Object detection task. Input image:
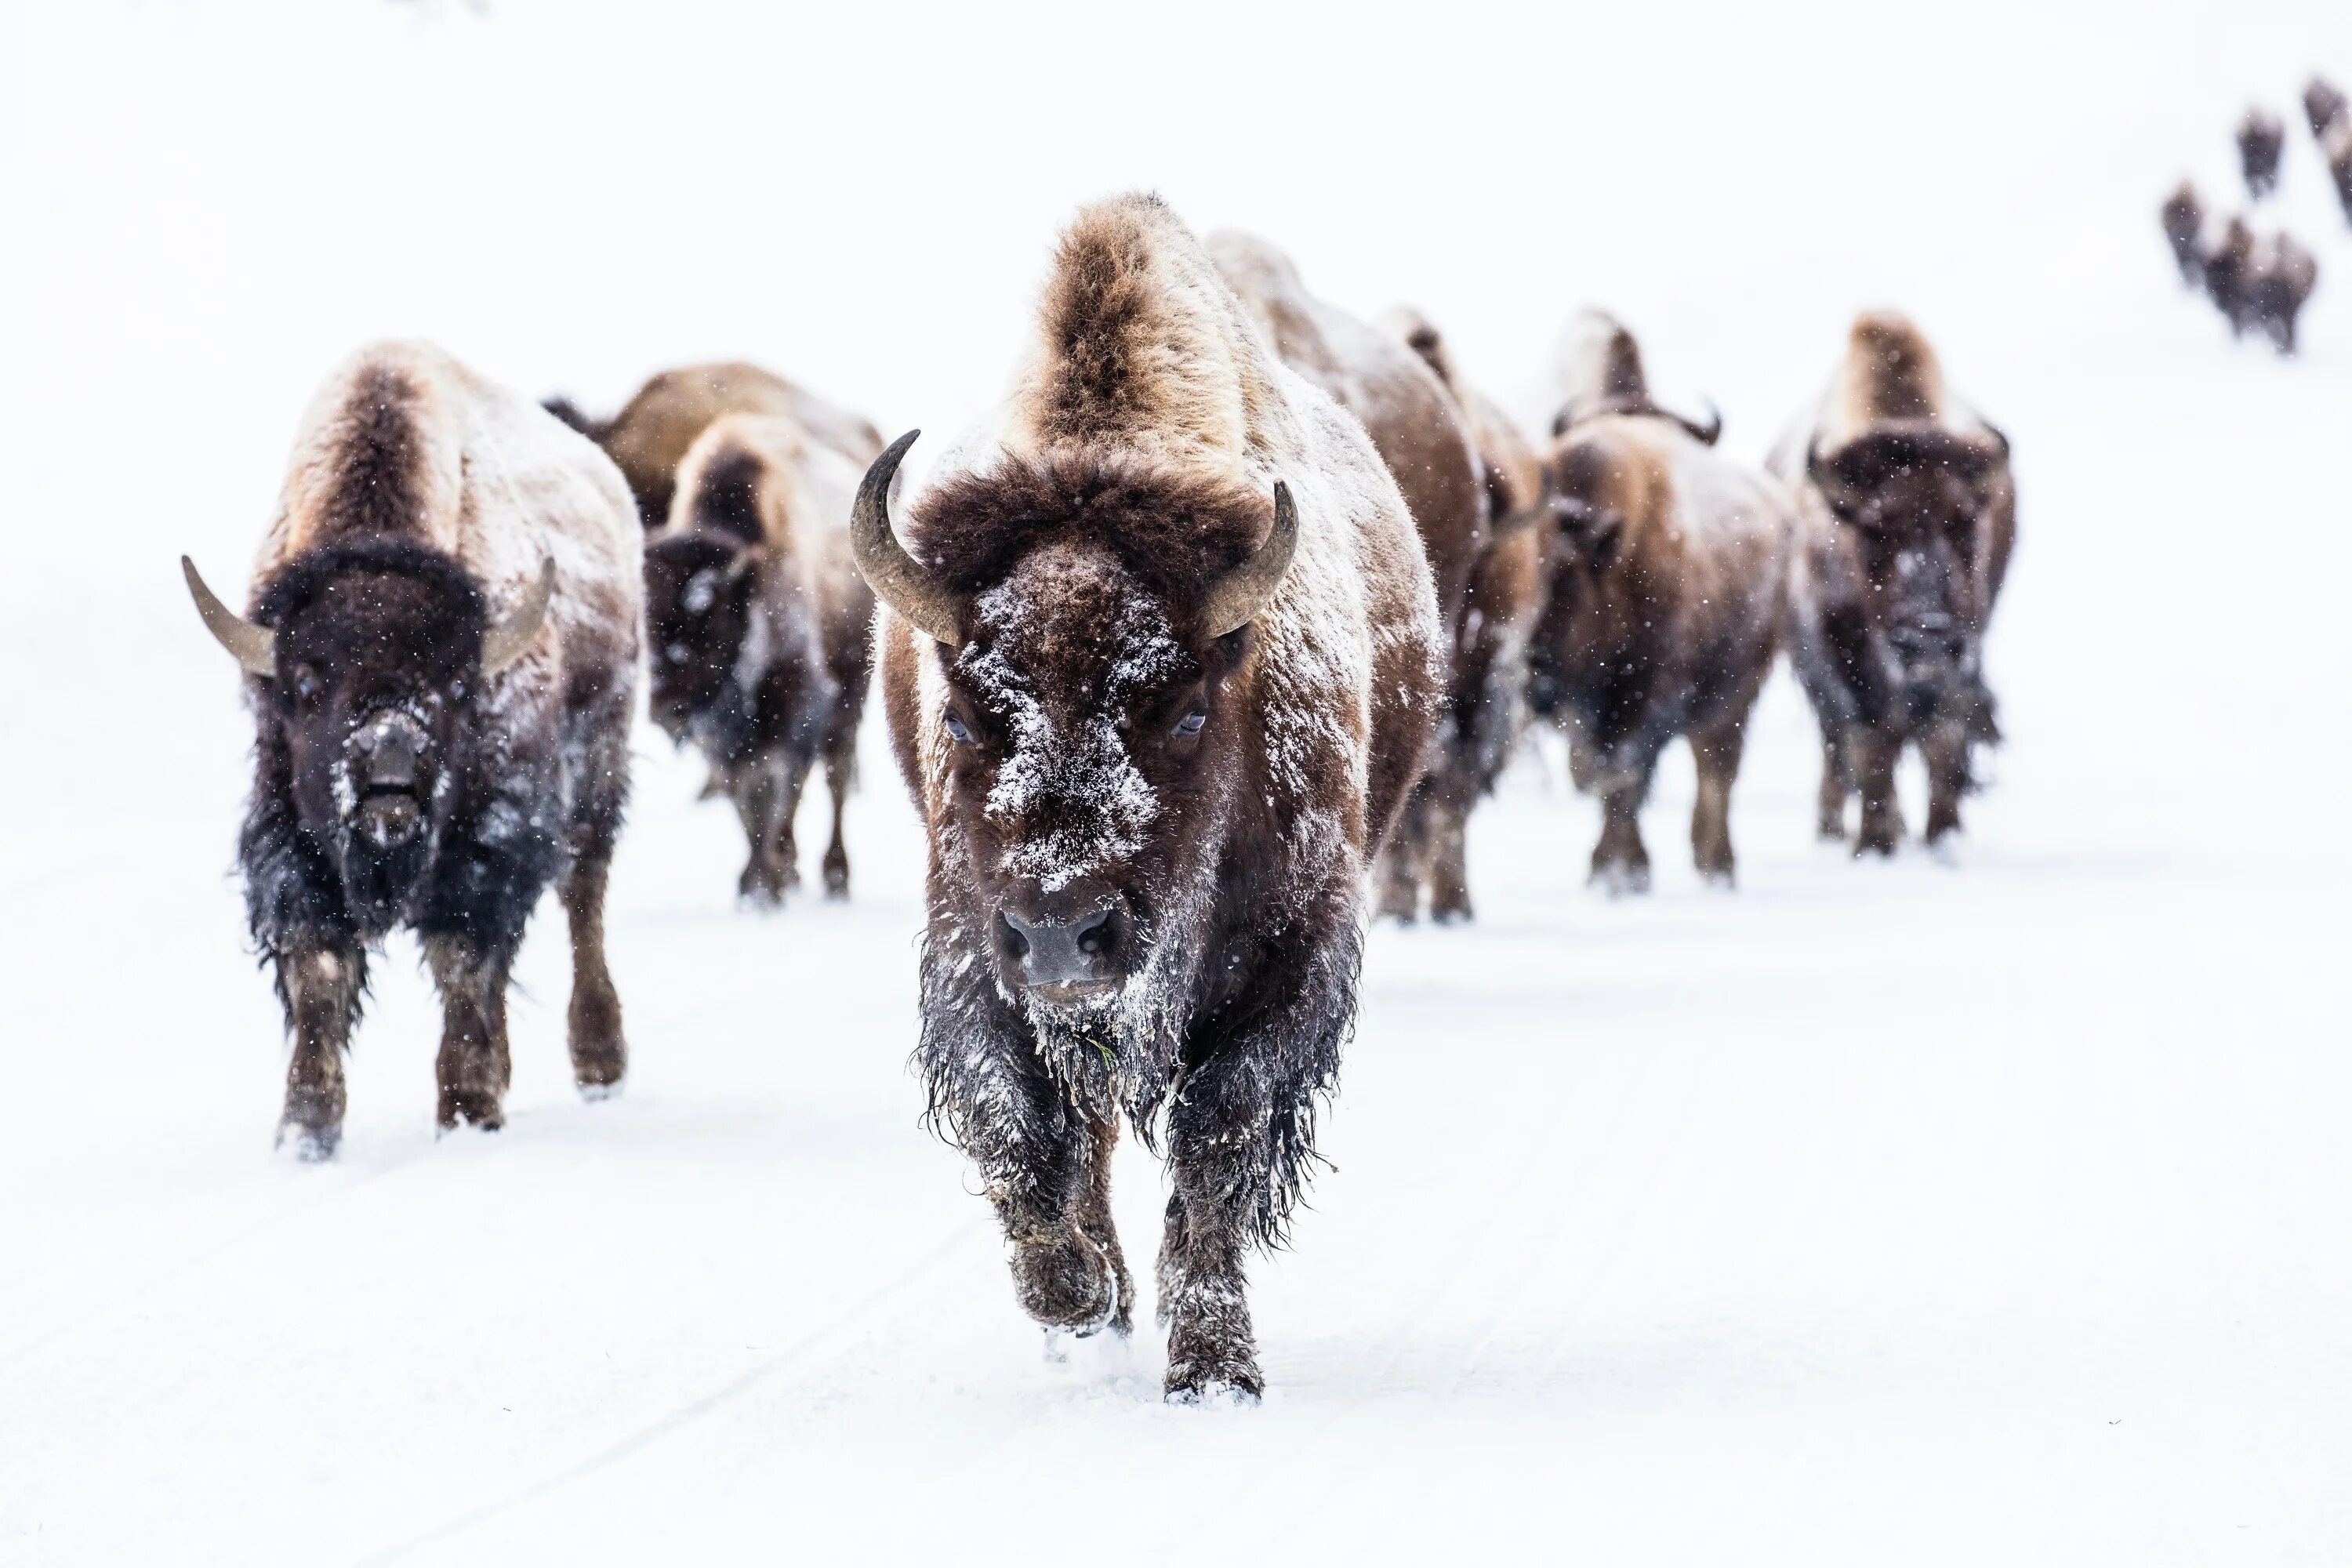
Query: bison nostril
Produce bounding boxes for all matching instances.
[998,911,1033,961]
[1074,907,1115,957]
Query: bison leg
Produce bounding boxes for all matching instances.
[1921,717,1973,847]
[1848,726,1904,856]
[998,1104,1130,1341]
[1589,778,1653,895]
[1816,736,1850,840]
[425,937,514,1131]
[1425,789,1473,923]
[1689,722,1746,887]
[561,854,627,1097]
[1373,778,1433,923]
[273,940,366,1160]
[820,731,855,901]
[731,753,804,906]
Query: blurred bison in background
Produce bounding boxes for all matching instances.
[2204,216,2321,354]
[644,412,877,903]
[2304,76,2347,140]
[2160,181,2209,285]
[2238,108,2285,198]
[183,342,641,1156]
[546,362,883,529]
[1379,306,1552,921]
[865,195,1441,1402]
[1773,313,2014,855]
[2322,116,2352,225]
[1528,312,1789,891]
[1207,233,1486,925]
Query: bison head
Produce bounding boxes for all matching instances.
[184,541,549,923]
[643,532,763,759]
[1808,423,2005,725]
[855,432,1293,1024]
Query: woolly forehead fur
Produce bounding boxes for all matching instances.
[1557,309,1651,412]
[1824,310,1953,441]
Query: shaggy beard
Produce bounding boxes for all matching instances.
[338,826,432,935]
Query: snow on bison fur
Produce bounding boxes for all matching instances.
[862,194,1443,1403]
[183,341,641,1157]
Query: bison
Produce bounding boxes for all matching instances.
[1527,311,1789,891]
[644,412,878,903]
[2239,107,2286,199]
[1377,305,1553,920]
[1770,311,2015,854]
[2161,180,2209,287]
[2323,115,2352,227]
[2205,216,2321,354]
[862,194,1443,1402]
[1205,234,1487,924]
[183,341,641,1156]
[2304,76,2347,140]
[546,361,884,530]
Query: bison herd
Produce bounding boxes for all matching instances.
[183,192,2021,1403]
[2161,75,2350,355]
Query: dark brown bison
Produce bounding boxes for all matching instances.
[546,361,884,529]
[2161,180,2209,286]
[1528,312,1789,891]
[2323,115,2352,227]
[1205,233,1488,924]
[2239,107,2286,199]
[2304,76,2347,140]
[644,412,877,903]
[1378,305,1552,920]
[183,342,641,1156]
[2205,216,2321,354]
[1771,312,2015,855]
[862,194,1442,1402]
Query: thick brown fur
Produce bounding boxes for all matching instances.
[2239,107,2286,199]
[225,340,641,1154]
[1205,234,1487,925]
[877,193,1441,1403]
[1552,311,1723,445]
[551,362,884,528]
[644,411,877,903]
[2203,216,2321,354]
[2161,180,2209,287]
[1378,306,1551,920]
[1771,312,2015,854]
[1530,319,1790,891]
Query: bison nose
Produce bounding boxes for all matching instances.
[351,713,426,790]
[997,902,1125,997]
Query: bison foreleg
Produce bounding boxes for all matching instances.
[1921,717,1972,847]
[1816,735,1851,840]
[272,939,367,1160]
[1589,775,1653,895]
[1372,778,1435,923]
[425,936,514,1131]
[561,854,626,1097]
[1847,725,1904,856]
[821,729,855,901]
[731,753,802,906]
[1689,721,1747,887]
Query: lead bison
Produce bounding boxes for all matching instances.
[1204,233,1487,924]
[644,411,878,903]
[546,361,884,529]
[183,341,641,1156]
[1378,305,1553,920]
[1528,311,1789,891]
[1771,311,2015,854]
[862,194,1443,1402]
[2239,107,2286,199]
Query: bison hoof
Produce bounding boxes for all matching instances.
[1853,827,1901,858]
[577,1076,626,1103]
[275,1120,341,1163]
[1164,1363,1264,1406]
[823,854,850,900]
[1011,1233,1123,1334]
[437,1090,505,1132]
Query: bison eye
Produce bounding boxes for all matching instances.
[1173,707,1207,739]
[292,666,321,702]
[943,713,975,746]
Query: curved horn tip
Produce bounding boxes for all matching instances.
[851,430,964,648]
[1200,481,1299,639]
[183,554,277,676]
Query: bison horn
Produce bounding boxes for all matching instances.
[850,430,963,647]
[1200,481,1299,638]
[182,556,276,676]
[1677,399,1725,447]
[481,557,555,676]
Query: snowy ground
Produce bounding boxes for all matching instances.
[5,2,2352,1563]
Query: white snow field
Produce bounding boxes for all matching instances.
[5,2,2351,1563]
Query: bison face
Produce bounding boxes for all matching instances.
[1811,426,2005,727]
[266,563,487,922]
[851,434,1295,1032]
[644,533,757,758]
[937,540,1249,1013]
